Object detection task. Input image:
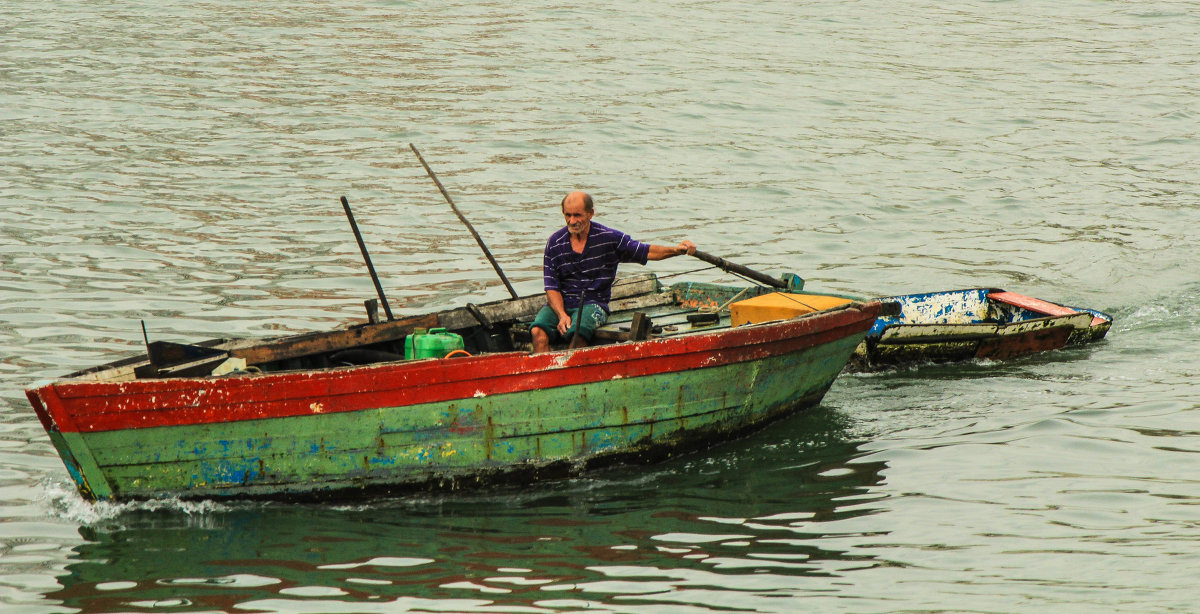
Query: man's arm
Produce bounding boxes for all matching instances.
[546,289,572,335]
[647,240,697,261]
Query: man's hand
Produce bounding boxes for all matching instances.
[557,314,573,336]
[648,240,699,261]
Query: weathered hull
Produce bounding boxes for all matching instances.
[27,303,878,501]
[849,288,1112,371]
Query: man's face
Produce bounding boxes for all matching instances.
[562,199,593,236]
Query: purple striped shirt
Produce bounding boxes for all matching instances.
[543,222,650,312]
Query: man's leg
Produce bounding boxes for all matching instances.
[568,304,608,348]
[532,327,551,353]
[529,305,560,354]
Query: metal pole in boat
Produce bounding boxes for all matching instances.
[340,195,395,321]
[690,250,789,290]
[408,143,519,299]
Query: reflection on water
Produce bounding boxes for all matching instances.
[49,408,887,612]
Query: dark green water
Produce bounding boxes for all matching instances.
[2,1,1197,611]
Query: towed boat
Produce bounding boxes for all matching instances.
[847,288,1112,371]
[26,273,882,502]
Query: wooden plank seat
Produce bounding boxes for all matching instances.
[595,304,731,341]
[508,301,731,350]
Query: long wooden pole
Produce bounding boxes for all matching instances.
[691,250,788,289]
[341,195,395,321]
[409,143,519,299]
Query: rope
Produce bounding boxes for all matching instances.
[774,292,819,312]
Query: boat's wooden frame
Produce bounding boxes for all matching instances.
[27,274,881,502]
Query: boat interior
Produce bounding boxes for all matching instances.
[64,274,860,384]
[870,288,1109,334]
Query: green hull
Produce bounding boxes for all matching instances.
[58,335,860,500]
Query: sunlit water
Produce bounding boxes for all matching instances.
[2,0,1197,612]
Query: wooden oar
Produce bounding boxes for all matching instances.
[691,250,788,289]
[341,195,395,321]
[409,143,519,299]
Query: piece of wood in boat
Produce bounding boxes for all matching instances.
[364,299,381,324]
[629,312,652,341]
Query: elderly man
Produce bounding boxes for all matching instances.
[530,191,696,353]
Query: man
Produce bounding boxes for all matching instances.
[530,191,697,353]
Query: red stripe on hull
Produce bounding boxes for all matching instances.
[34,306,878,434]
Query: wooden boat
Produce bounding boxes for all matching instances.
[846,288,1112,371]
[26,274,882,502]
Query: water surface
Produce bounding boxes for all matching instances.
[2,1,1197,612]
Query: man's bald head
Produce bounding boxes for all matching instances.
[561,191,594,213]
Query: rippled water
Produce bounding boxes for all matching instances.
[2,1,1198,612]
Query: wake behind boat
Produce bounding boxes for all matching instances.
[26,274,882,502]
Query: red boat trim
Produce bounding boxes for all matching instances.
[989,291,1108,328]
[36,306,877,435]
[24,389,57,434]
[988,291,1077,317]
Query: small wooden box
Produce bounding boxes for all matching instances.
[730,293,854,326]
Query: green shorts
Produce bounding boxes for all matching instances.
[531,303,608,344]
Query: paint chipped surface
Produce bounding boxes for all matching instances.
[851,289,1110,372]
[33,303,878,501]
[870,289,991,338]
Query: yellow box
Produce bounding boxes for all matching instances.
[729,293,854,326]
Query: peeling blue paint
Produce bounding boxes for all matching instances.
[869,289,991,338]
[199,458,262,486]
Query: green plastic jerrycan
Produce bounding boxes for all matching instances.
[404,327,465,360]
